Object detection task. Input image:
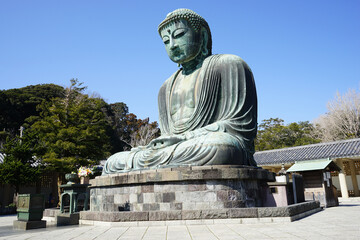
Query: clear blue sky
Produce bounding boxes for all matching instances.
[1,0,359,124]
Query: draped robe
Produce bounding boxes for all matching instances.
[102,54,257,175]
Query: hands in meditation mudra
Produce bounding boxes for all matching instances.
[103,9,257,175]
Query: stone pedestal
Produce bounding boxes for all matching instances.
[82,165,278,222]
[60,184,90,213]
[56,213,80,226]
[13,220,46,230]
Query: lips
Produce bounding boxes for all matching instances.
[171,49,182,57]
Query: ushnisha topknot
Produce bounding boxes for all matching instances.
[158,8,212,54]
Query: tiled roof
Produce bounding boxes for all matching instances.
[254,138,360,166]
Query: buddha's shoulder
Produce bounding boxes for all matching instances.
[206,54,247,65]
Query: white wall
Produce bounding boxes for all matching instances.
[332,175,360,191]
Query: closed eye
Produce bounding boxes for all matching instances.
[173,28,187,38]
[162,36,170,45]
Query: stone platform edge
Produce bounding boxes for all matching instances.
[80,201,320,222]
[91,165,275,187]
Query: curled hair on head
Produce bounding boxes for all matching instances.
[158,8,212,55]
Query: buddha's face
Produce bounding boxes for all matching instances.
[160,19,202,64]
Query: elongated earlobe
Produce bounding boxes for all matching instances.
[201,28,209,57]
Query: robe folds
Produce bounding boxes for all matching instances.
[102,54,257,175]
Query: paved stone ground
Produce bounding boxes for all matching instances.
[0,199,359,240]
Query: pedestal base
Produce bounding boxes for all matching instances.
[82,165,282,222]
[56,213,80,226]
[13,220,46,230]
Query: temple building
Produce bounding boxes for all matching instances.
[254,138,360,198]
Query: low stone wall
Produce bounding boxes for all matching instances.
[80,201,320,222]
[89,165,275,213]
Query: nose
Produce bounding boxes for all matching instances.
[170,38,178,50]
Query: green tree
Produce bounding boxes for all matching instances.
[255,118,320,151]
[0,84,64,135]
[0,134,41,196]
[27,79,111,199]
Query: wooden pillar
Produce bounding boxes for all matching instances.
[338,159,349,198]
[349,160,360,197]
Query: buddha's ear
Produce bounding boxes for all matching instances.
[200,27,209,57]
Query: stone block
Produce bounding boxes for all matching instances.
[188,181,206,191]
[127,172,139,183]
[228,190,241,201]
[13,220,46,230]
[154,193,162,202]
[137,193,143,203]
[238,169,251,179]
[148,211,182,221]
[202,169,221,179]
[111,175,128,185]
[175,191,187,202]
[232,200,246,208]
[221,168,240,179]
[223,201,232,208]
[105,195,114,204]
[129,193,137,203]
[143,193,155,203]
[102,176,111,186]
[258,207,289,218]
[131,203,143,211]
[170,202,183,210]
[56,213,80,226]
[159,203,171,211]
[105,203,118,211]
[114,194,129,204]
[163,192,175,202]
[161,171,180,181]
[182,210,202,220]
[217,190,229,201]
[201,209,229,219]
[195,202,210,209]
[182,202,196,210]
[149,211,167,221]
[167,210,182,220]
[209,201,224,209]
[141,184,154,193]
[205,180,217,190]
[114,212,149,222]
[143,203,160,211]
[146,172,162,182]
[229,208,258,218]
[137,173,147,183]
[180,170,203,180]
[191,165,213,170]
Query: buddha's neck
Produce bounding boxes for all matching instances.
[181,54,206,75]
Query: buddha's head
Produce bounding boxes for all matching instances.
[158,9,212,66]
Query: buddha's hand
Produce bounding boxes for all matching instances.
[148,134,186,150]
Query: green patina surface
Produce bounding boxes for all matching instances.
[17,194,44,221]
[103,9,258,174]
